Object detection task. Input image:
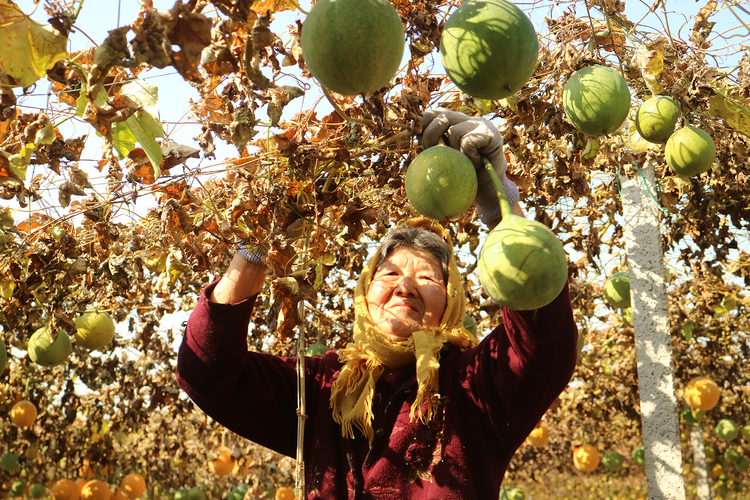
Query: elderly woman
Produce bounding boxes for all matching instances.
[176,110,578,499]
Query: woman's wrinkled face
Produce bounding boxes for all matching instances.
[366,247,448,342]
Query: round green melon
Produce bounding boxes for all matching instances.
[734,456,749,472]
[665,125,716,177]
[405,145,478,220]
[724,448,741,464]
[305,342,328,357]
[174,488,190,500]
[635,95,681,144]
[603,272,630,309]
[10,480,26,496]
[505,487,525,500]
[478,215,567,310]
[632,446,646,466]
[74,310,116,350]
[28,325,72,367]
[301,0,405,96]
[28,483,46,499]
[602,450,625,471]
[440,0,538,100]
[0,452,20,472]
[187,487,206,500]
[680,407,699,427]
[717,419,739,442]
[563,65,631,136]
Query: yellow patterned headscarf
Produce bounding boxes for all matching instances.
[330,218,478,445]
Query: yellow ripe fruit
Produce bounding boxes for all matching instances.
[684,376,720,411]
[10,400,38,428]
[74,311,116,351]
[80,481,110,500]
[51,480,80,500]
[112,487,130,500]
[573,444,600,472]
[711,463,723,479]
[74,479,88,494]
[120,473,146,499]
[208,447,235,476]
[526,423,549,447]
[274,487,295,500]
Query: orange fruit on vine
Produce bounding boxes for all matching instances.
[573,444,600,472]
[51,479,80,500]
[112,487,129,500]
[80,481,110,500]
[120,473,146,499]
[684,376,720,411]
[74,479,88,494]
[711,463,723,479]
[208,447,235,476]
[525,423,549,447]
[274,487,295,500]
[10,400,37,428]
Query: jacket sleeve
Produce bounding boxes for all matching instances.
[448,281,578,450]
[176,280,308,457]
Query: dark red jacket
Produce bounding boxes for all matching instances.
[177,281,578,499]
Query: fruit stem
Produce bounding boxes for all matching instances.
[482,157,513,220]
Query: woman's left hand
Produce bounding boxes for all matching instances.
[419,108,520,224]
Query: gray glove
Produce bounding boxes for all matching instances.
[420,108,520,224]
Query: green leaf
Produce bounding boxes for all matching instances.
[119,80,164,174]
[125,110,163,176]
[111,122,138,159]
[581,138,600,159]
[0,1,68,88]
[682,323,694,342]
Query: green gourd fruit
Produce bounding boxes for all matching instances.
[632,445,646,466]
[635,95,681,144]
[664,125,716,177]
[603,272,631,309]
[405,145,478,221]
[563,65,631,137]
[305,342,328,357]
[602,450,625,471]
[440,0,539,100]
[300,0,405,96]
[28,325,72,367]
[477,159,568,310]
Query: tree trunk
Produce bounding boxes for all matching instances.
[620,161,686,500]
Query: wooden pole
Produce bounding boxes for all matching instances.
[295,301,307,496]
[620,160,685,500]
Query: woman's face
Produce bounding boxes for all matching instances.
[366,247,448,342]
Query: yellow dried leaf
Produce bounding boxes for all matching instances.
[251,0,295,15]
[0,1,68,88]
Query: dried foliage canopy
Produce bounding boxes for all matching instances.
[1,0,750,498]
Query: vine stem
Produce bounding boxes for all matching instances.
[320,85,412,129]
[482,157,512,219]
